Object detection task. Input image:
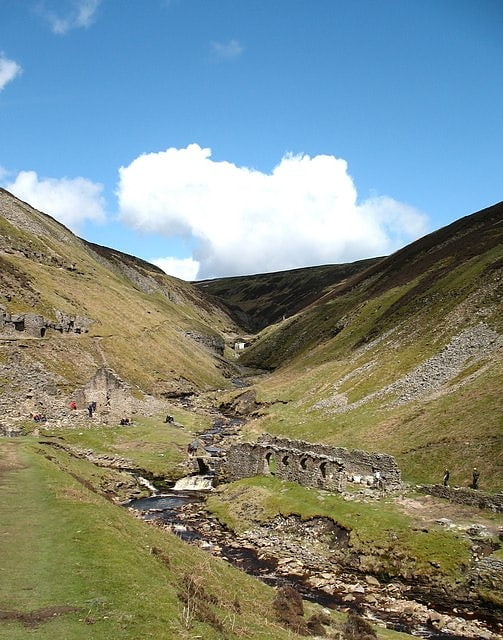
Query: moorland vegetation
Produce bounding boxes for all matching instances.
[0,188,502,639]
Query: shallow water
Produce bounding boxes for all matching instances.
[126,415,486,640]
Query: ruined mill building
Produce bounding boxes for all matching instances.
[223,434,402,492]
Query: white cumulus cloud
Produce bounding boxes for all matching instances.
[210,39,244,60]
[151,256,200,281]
[39,0,102,34]
[117,144,428,280]
[5,171,106,230]
[0,53,22,91]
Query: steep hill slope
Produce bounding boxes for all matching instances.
[196,257,381,331]
[0,189,241,427]
[237,202,503,489]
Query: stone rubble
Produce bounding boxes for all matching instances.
[140,500,503,640]
[314,323,503,415]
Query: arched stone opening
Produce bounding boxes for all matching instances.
[320,461,328,478]
[197,458,210,474]
[300,456,308,470]
[282,455,289,466]
[265,451,276,475]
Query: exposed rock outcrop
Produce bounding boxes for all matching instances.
[183,330,225,356]
[219,388,260,416]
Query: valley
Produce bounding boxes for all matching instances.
[0,189,502,639]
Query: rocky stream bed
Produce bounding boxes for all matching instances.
[28,391,502,640]
[119,407,503,640]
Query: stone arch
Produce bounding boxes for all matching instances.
[281,455,290,466]
[265,451,276,475]
[320,461,328,478]
[300,456,309,470]
[197,458,211,475]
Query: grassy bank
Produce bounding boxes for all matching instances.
[207,476,501,586]
[0,440,306,639]
[39,411,210,478]
[1,439,417,640]
[0,438,420,640]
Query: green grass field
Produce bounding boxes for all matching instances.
[0,439,417,640]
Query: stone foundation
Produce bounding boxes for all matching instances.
[0,306,91,338]
[71,367,133,418]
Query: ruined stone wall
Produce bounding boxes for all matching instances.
[419,485,503,512]
[225,434,401,493]
[257,435,402,489]
[72,367,134,418]
[0,306,91,338]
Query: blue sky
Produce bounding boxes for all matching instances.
[1,0,501,280]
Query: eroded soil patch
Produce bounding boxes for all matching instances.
[0,605,81,628]
[394,494,501,535]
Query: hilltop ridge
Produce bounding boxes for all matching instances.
[195,257,382,331]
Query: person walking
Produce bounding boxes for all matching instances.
[472,468,480,490]
[373,469,384,491]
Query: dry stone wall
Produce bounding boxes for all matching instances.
[225,434,401,493]
[419,485,503,512]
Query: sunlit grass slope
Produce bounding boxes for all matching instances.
[0,188,239,395]
[238,203,503,490]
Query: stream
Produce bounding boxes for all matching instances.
[128,491,477,640]
[126,411,501,640]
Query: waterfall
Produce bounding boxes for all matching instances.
[137,476,158,494]
[173,475,214,491]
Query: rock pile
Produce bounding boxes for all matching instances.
[316,323,502,414]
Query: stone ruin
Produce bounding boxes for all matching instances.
[71,367,134,419]
[0,306,91,338]
[224,434,402,493]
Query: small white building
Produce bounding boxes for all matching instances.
[234,341,246,357]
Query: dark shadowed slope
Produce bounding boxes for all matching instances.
[195,258,382,331]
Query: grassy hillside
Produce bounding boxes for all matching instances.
[1,190,502,638]
[1,438,417,640]
[236,203,503,490]
[0,439,312,640]
[0,189,242,424]
[196,258,381,332]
